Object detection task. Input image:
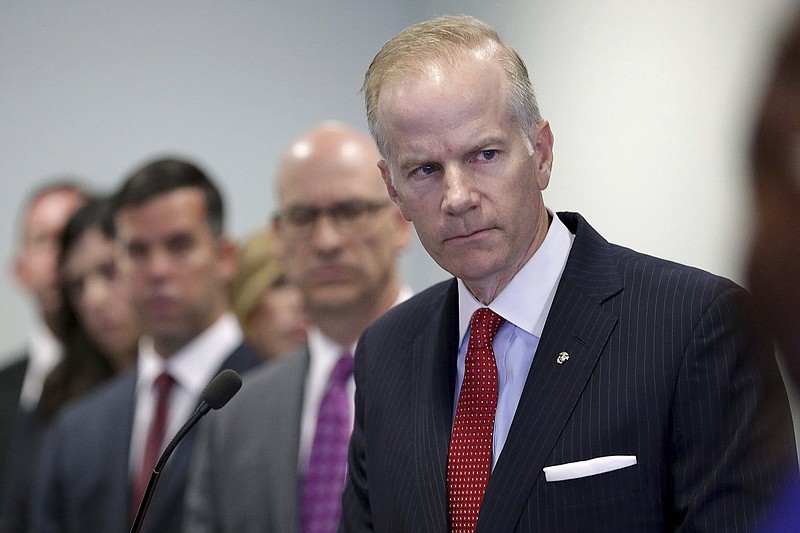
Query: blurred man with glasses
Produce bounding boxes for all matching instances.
[185,121,412,533]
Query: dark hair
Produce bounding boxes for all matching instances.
[112,157,225,238]
[38,197,122,420]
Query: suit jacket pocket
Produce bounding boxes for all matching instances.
[543,455,637,482]
[535,456,647,510]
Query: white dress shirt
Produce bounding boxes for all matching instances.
[456,211,574,467]
[129,313,243,478]
[298,286,414,472]
[18,321,62,412]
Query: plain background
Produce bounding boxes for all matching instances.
[1,0,797,362]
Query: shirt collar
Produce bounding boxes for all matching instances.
[458,211,574,340]
[28,319,62,370]
[136,312,244,399]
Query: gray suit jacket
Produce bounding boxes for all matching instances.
[184,348,309,533]
[341,212,797,532]
[29,343,261,533]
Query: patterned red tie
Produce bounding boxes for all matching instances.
[131,371,174,518]
[447,307,505,533]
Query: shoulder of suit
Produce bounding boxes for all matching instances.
[0,354,28,383]
[53,371,136,428]
[237,348,307,393]
[223,342,263,374]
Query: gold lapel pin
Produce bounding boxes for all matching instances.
[556,351,570,364]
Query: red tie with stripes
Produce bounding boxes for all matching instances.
[447,307,505,533]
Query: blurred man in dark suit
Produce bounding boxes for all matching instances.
[29,158,261,533]
[0,181,86,504]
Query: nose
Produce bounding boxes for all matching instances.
[144,248,173,280]
[310,213,345,255]
[83,275,110,310]
[441,166,479,215]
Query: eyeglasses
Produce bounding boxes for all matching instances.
[278,199,392,234]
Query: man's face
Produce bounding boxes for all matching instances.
[275,144,409,317]
[15,189,85,320]
[376,53,553,299]
[115,188,235,356]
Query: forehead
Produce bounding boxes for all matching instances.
[64,229,113,269]
[377,55,511,156]
[116,188,209,240]
[24,190,84,235]
[278,145,386,206]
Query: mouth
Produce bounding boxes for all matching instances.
[310,265,354,283]
[444,227,493,244]
[145,296,178,316]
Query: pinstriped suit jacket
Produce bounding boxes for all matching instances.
[341,212,796,533]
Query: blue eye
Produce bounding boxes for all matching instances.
[419,164,438,175]
[478,150,497,161]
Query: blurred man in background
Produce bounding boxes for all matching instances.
[29,158,261,533]
[0,181,86,508]
[185,122,411,533]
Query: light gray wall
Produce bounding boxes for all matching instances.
[1,0,796,360]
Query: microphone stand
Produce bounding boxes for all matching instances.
[129,402,211,533]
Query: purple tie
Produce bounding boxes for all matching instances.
[300,352,354,533]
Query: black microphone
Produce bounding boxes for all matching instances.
[129,368,242,533]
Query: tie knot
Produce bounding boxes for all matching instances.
[469,308,505,350]
[330,352,354,385]
[153,372,174,395]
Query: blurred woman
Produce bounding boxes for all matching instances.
[1,196,141,531]
[230,227,308,360]
[38,196,140,418]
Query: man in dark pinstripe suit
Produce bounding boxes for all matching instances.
[340,15,796,532]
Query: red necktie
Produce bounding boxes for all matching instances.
[131,371,174,518]
[447,308,505,533]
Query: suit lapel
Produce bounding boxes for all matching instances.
[110,375,138,532]
[413,280,459,533]
[477,212,623,532]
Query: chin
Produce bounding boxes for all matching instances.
[310,293,359,313]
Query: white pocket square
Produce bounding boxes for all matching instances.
[543,455,637,482]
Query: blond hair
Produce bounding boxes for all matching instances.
[363,15,541,159]
[229,228,283,326]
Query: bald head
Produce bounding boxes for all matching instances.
[277,122,386,202]
[272,121,410,346]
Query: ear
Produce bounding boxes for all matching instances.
[532,120,554,190]
[378,159,412,222]
[216,235,238,283]
[390,207,413,252]
[12,254,26,286]
[270,216,286,260]
[12,246,35,290]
